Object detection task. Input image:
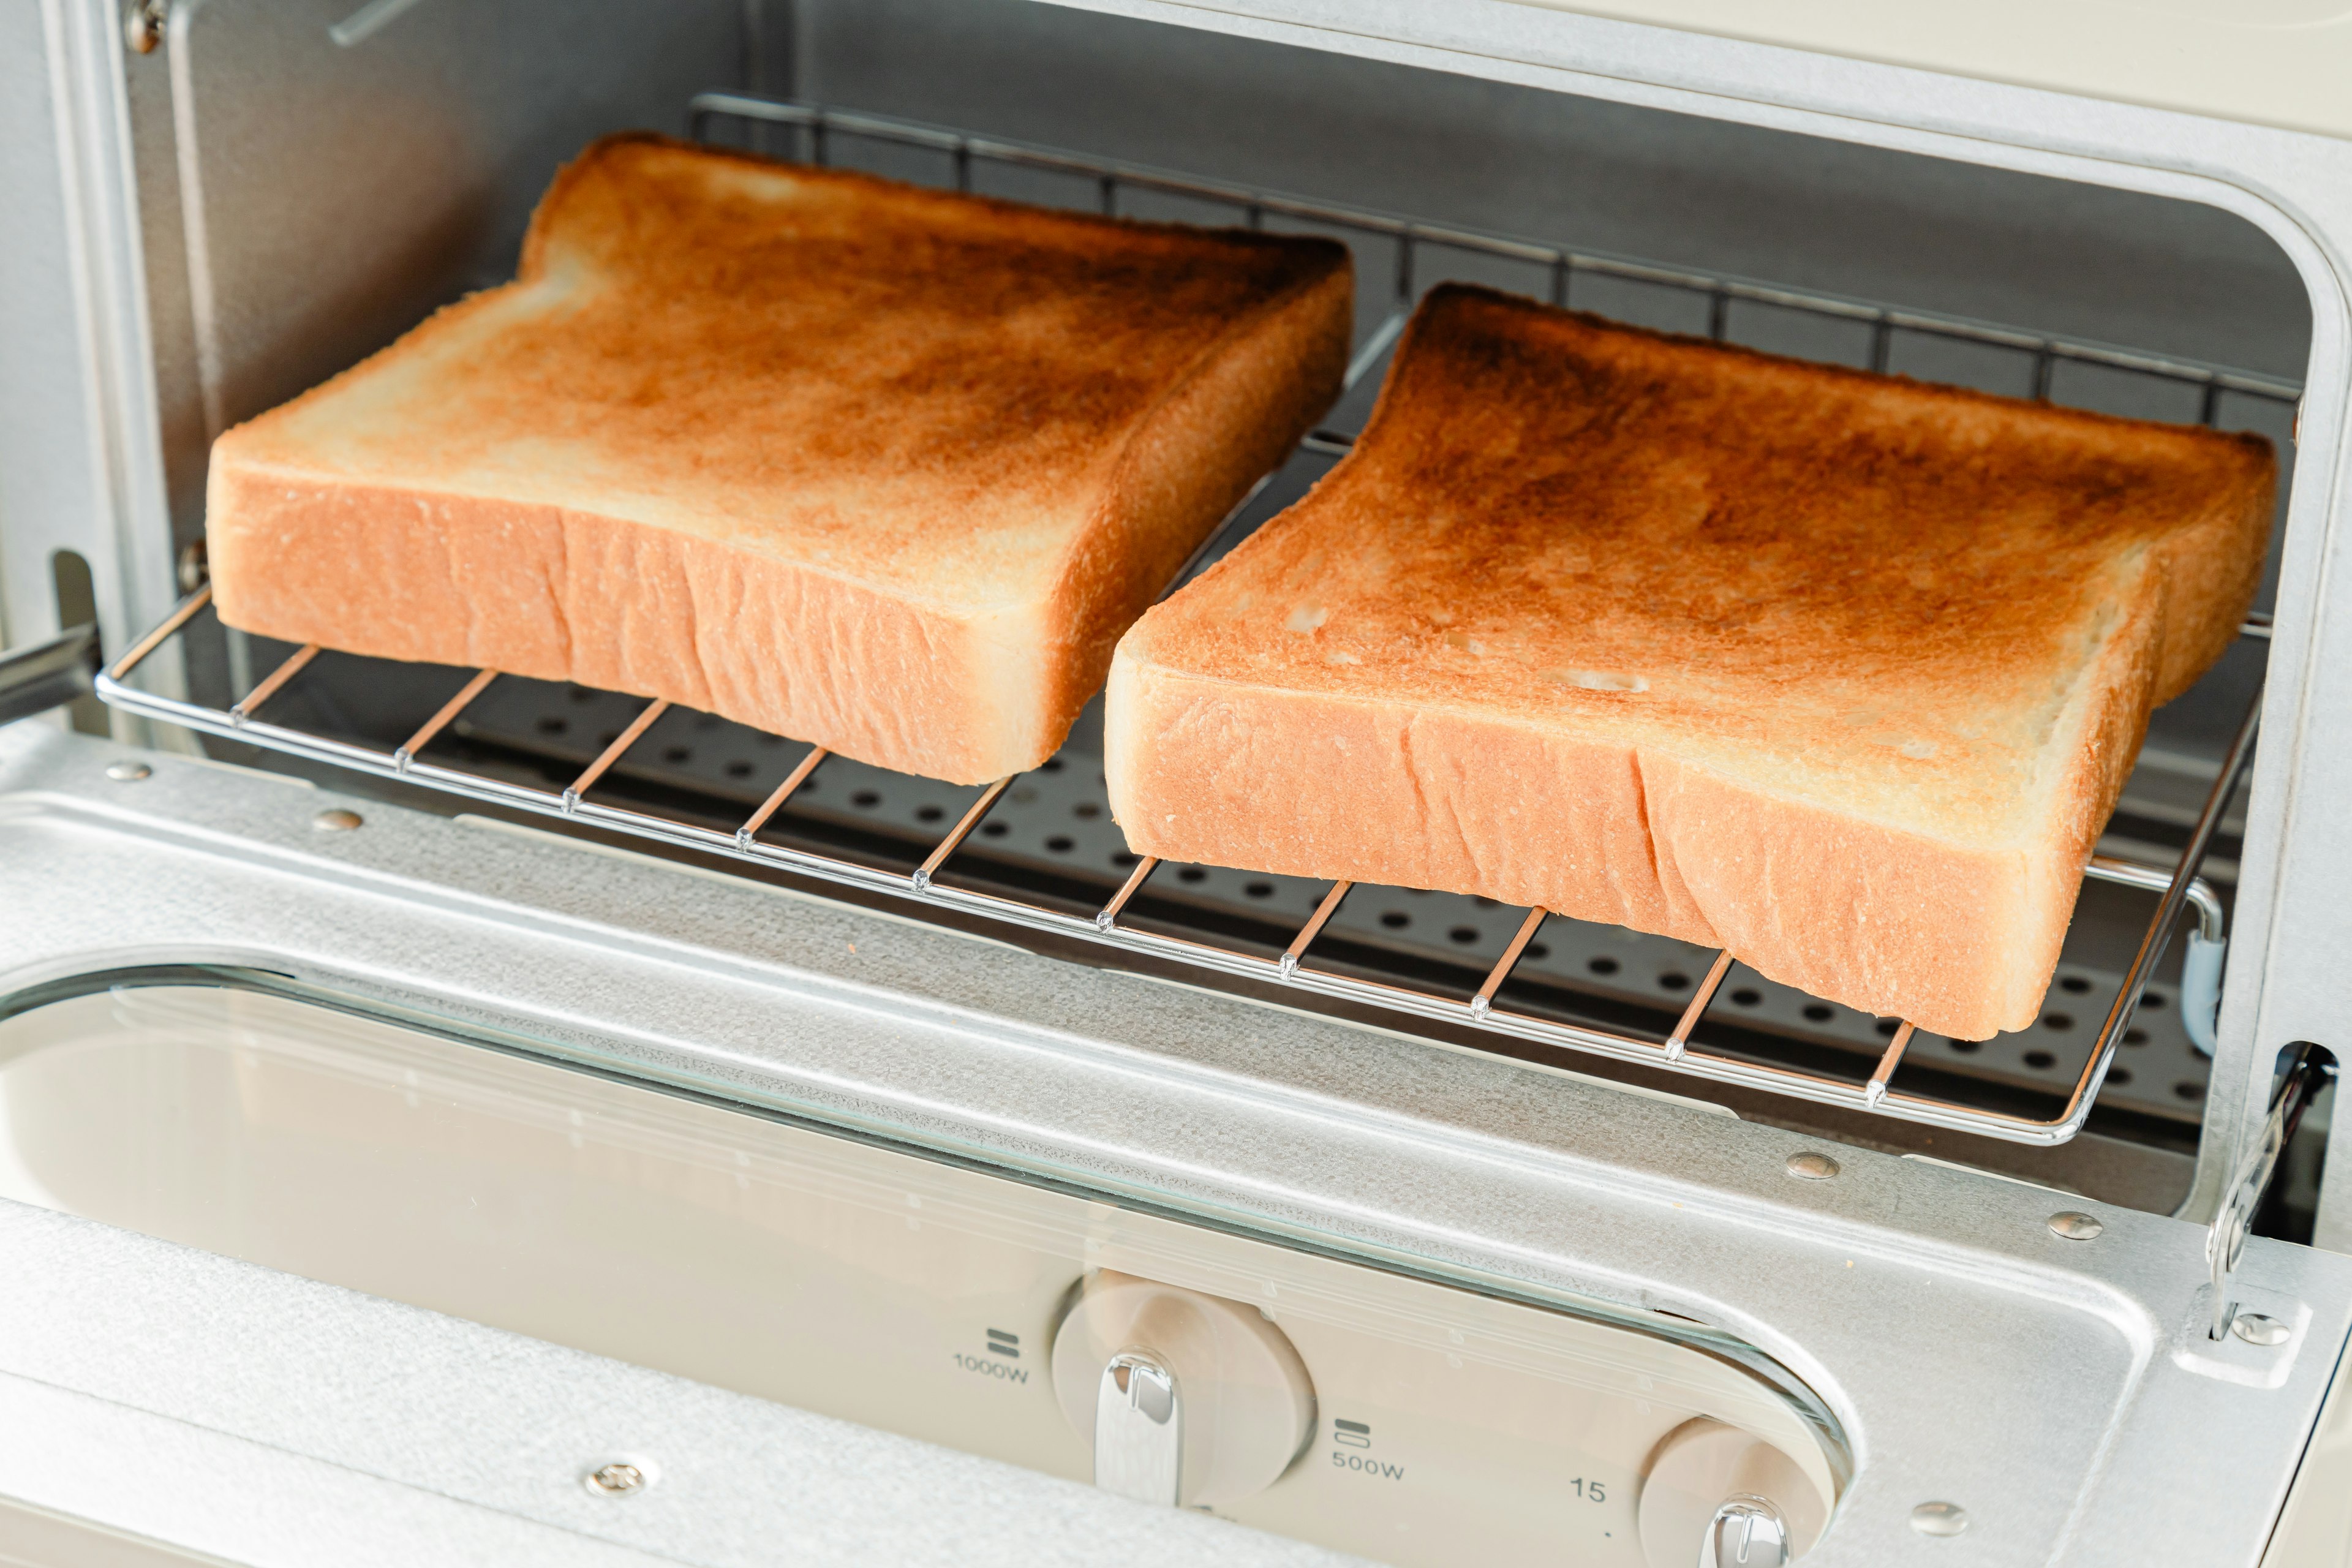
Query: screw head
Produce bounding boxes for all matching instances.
[105,760,152,782]
[1910,1501,1968,1537]
[1785,1151,1840,1180]
[312,808,363,832]
[2048,1211,2104,1241]
[585,1461,647,1497]
[2232,1312,2292,1347]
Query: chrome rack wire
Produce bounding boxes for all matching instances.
[97,94,2289,1148]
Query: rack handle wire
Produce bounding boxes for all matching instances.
[1096,856,1160,931]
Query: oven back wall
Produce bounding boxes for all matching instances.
[796,0,2311,379]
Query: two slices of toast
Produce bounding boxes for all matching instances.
[1107,284,2274,1040]
[206,135,1354,784]
[207,131,2272,1041]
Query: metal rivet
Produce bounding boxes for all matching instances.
[586,1461,647,1497]
[105,761,151,782]
[1785,1152,1840,1180]
[1910,1501,1968,1537]
[123,0,165,53]
[2233,1312,2292,1347]
[312,808,363,832]
[2048,1211,2104,1241]
[176,540,210,594]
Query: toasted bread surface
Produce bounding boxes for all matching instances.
[207,134,1352,782]
[1107,284,2272,1039]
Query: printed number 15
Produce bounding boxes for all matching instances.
[1570,1478,1608,1504]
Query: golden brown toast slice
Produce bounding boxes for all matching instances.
[206,134,1352,783]
[1106,284,2273,1039]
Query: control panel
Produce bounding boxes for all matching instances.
[0,986,1843,1564]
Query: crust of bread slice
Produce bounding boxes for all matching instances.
[206,134,1352,783]
[1106,284,2273,1040]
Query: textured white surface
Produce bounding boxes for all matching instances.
[0,1199,1363,1567]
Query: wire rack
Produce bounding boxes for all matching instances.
[98,92,2293,1148]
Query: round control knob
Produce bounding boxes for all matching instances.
[1637,1418,1830,1567]
[1050,1270,1316,1509]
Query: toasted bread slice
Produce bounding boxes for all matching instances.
[1107,284,2273,1040]
[206,134,1352,783]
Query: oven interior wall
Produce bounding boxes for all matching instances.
[797,0,2312,380]
[119,0,781,596]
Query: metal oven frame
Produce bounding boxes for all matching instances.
[12,1,2352,1561]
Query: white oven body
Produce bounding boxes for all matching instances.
[7,1,2352,1564]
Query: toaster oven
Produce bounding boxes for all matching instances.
[6,1,2352,1563]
